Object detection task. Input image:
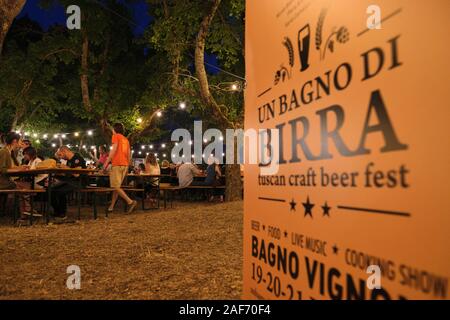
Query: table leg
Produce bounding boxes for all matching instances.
[46,174,53,224]
[28,175,36,226]
[77,179,82,220]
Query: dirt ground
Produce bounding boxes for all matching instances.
[0,200,243,299]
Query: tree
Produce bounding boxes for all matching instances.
[148,0,245,201]
[0,0,26,56]
[1,0,155,146]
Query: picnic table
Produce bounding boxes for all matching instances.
[6,168,96,223]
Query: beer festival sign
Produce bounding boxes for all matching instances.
[243,0,449,300]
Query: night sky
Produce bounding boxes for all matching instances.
[16,0,219,72]
[17,0,151,36]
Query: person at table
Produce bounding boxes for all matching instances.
[143,154,160,202]
[192,157,224,202]
[91,145,109,170]
[14,147,47,217]
[0,132,22,190]
[19,139,32,165]
[50,146,87,219]
[22,146,47,189]
[177,162,203,188]
[160,160,170,175]
[102,123,137,214]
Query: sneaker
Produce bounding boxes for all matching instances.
[23,210,42,217]
[126,200,138,214]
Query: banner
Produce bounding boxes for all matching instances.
[244,0,450,300]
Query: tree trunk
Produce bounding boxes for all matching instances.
[80,30,92,112]
[194,0,233,128]
[225,164,242,201]
[194,0,242,201]
[0,0,26,56]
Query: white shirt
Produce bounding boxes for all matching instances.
[29,158,47,187]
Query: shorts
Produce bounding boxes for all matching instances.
[110,166,128,188]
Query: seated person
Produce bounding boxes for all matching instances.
[19,139,32,165]
[22,146,47,189]
[0,133,35,218]
[15,146,47,217]
[0,132,21,190]
[143,154,160,203]
[144,154,160,180]
[193,157,224,202]
[160,160,171,175]
[177,162,202,188]
[50,146,87,219]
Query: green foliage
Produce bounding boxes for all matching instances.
[147,0,245,126]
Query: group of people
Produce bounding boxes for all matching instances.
[0,122,226,222]
[0,123,138,221]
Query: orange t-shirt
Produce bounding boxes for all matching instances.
[111,133,130,166]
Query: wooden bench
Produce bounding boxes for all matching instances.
[183,185,226,201]
[0,189,47,224]
[159,184,181,209]
[78,187,115,219]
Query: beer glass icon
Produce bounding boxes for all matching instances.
[298,24,311,71]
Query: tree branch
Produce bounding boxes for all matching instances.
[194,0,234,129]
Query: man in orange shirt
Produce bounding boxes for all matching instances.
[103,123,137,213]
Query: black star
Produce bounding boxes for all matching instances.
[322,202,331,217]
[289,199,297,211]
[284,231,288,238]
[302,196,314,218]
[332,244,339,255]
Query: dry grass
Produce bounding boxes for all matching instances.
[0,200,243,300]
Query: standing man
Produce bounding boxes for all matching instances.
[103,123,137,213]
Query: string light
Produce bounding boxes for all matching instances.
[51,143,56,147]
[61,134,66,139]
[179,102,186,109]
[156,111,162,117]
[33,133,38,138]
[231,83,238,91]
[87,130,93,136]
[53,134,58,139]
[161,144,166,148]
[163,154,166,158]
[74,132,79,137]
[43,134,48,139]
[149,145,153,149]
[137,118,143,124]
[141,145,145,150]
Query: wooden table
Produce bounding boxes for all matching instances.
[7,168,96,223]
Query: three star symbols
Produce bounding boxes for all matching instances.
[289,196,331,218]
